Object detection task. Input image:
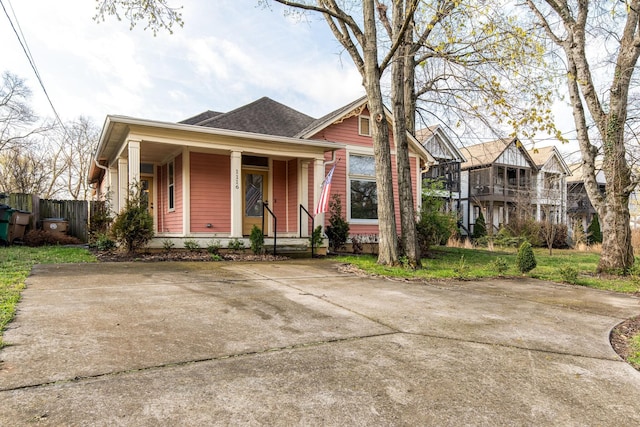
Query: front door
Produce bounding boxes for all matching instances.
[242,170,268,236]
[140,177,154,218]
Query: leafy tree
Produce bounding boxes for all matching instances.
[325,194,350,252]
[472,211,487,240]
[417,180,457,253]
[111,183,154,253]
[516,240,537,274]
[587,214,602,245]
[525,0,640,273]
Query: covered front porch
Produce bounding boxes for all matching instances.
[91,116,343,249]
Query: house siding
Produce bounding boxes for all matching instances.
[312,115,419,238]
[287,159,298,233]
[272,160,288,233]
[157,154,183,233]
[190,152,231,233]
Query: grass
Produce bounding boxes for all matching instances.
[0,246,95,348]
[336,246,640,293]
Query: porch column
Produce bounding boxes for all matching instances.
[313,158,326,230]
[109,166,118,212]
[127,140,141,185]
[118,158,128,212]
[299,160,309,237]
[182,148,190,236]
[230,151,242,237]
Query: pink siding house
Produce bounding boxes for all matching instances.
[89,97,435,251]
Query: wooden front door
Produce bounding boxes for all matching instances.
[242,170,268,236]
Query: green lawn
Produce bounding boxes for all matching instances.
[0,246,95,347]
[336,246,640,293]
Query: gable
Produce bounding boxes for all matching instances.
[496,143,531,167]
[543,156,564,174]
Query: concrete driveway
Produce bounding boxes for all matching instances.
[1,259,640,426]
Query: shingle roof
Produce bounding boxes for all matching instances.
[179,110,223,125]
[460,138,513,169]
[527,146,556,167]
[192,97,316,137]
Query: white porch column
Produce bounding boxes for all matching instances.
[108,166,118,210]
[127,140,141,185]
[313,158,326,231]
[299,160,309,237]
[182,149,190,236]
[118,158,128,212]
[230,151,243,237]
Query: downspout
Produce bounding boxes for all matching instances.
[93,159,110,199]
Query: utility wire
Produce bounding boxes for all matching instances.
[1,0,70,138]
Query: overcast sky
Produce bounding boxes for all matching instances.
[2,0,364,125]
[2,0,579,156]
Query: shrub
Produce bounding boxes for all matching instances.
[249,225,264,254]
[453,255,470,280]
[351,235,363,254]
[472,211,487,240]
[94,233,116,251]
[183,239,200,251]
[228,238,245,251]
[417,180,458,253]
[111,183,154,253]
[506,217,542,247]
[324,194,350,252]
[491,257,509,275]
[587,214,602,244]
[207,240,222,255]
[89,195,113,240]
[558,265,579,284]
[162,238,175,252]
[493,227,520,248]
[309,225,324,251]
[516,241,537,274]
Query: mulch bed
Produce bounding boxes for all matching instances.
[611,315,640,368]
[92,250,289,263]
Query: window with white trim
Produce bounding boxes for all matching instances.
[349,154,377,220]
[168,160,175,211]
[358,115,371,136]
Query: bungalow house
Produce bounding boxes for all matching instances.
[459,138,538,235]
[88,96,435,251]
[527,146,570,225]
[416,125,466,213]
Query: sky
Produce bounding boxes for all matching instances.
[1,0,364,125]
[1,0,578,157]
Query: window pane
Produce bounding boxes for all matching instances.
[360,116,370,136]
[350,155,375,176]
[350,180,378,219]
[245,174,264,217]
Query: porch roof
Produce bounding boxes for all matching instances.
[90,115,345,183]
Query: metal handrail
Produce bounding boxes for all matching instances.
[262,201,277,256]
[299,204,315,257]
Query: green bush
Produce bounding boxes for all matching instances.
[472,211,487,240]
[183,239,200,251]
[249,225,264,254]
[506,217,542,247]
[417,181,457,252]
[110,183,154,253]
[162,238,175,252]
[324,194,350,252]
[558,265,579,284]
[491,257,509,275]
[207,240,221,255]
[309,225,324,251]
[94,233,116,251]
[587,214,602,244]
[516,241,537,274]
[228,238,245,251]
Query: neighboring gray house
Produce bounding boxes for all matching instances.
[528,146,571,226]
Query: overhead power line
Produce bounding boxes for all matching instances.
[1,0,70,136]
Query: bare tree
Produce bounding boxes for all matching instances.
[0,143,50,195]
[0,71,42,152]
[525,0,640,273]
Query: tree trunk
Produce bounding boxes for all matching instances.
[391,1,420,268]
[362,0,399,265]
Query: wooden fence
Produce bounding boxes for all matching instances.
[7,193,96,243]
